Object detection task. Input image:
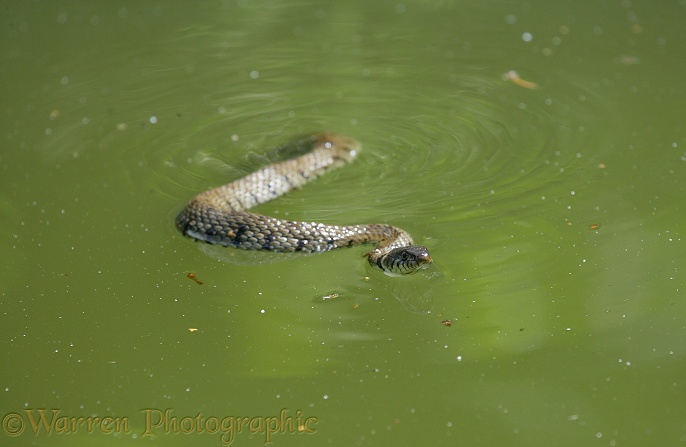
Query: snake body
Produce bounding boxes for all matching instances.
[176,133,432,275]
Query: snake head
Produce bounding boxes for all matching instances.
[375,245,433,276]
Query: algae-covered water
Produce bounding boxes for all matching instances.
[2,1,685,446]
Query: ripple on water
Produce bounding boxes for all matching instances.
[158,67,610,267]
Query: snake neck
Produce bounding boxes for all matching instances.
[339,224,414,252]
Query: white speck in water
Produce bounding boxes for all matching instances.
[149,116,158,124]
[60,76,69,85]
[260,309,265,314]
[81,117,89,125]
[522,32,533,42]
[504,15,517,24]
[250,70,260,79]
[456,356,462,361]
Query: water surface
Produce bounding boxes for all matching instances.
[2,1,685,446]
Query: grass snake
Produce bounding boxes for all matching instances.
[176,133,432,275]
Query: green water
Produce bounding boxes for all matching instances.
[2,1,685,446]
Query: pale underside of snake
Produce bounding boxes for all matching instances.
[175,133,432,275]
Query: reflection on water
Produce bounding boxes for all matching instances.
[199,242,442,312]
[386,269,443,314]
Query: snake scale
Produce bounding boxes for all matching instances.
[175,133,432,275]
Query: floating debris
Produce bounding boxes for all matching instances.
[504,70,539,89]
[187,273,203,285]
[618,55,640,65]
